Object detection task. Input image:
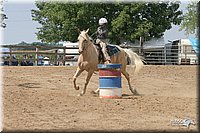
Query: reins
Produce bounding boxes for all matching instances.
[79,34,93,52]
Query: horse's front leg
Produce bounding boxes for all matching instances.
[121,70,139,95]
[78,70,94,96]
[73,68,84,90]
[93,88,100,94]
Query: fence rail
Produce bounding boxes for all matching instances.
[1,44,198,66]
[1,45,79,66]
[141,45,198,65]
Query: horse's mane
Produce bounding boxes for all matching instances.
[79,30,91,41]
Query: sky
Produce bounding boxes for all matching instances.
[0,0,196,45]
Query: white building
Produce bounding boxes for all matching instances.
[57,41,79,66]
[178,39,198,65]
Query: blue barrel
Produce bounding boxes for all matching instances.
[99,77,121,88]
[98,64,122,98]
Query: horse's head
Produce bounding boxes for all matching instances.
[77,29,91,54]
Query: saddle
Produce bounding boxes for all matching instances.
[106,44,120,56]
[94,43,120,63]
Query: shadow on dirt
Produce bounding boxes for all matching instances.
[18,83,41,89]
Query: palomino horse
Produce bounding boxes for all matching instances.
[73,29,143,96]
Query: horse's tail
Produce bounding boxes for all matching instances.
[124,49,144,74]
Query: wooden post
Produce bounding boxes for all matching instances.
[9,46,12,66]
[139,37,144,56]
[55,49,58,66]
[63,47,66,66]
[35,47,39,66]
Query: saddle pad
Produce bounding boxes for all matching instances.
[106,44,120,56]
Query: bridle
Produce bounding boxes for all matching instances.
[78,34,92,54]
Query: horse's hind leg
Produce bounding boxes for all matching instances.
[79,70,94,96]
[73,68,84,90]
[121,70,139,95]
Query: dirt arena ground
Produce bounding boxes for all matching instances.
[1,65,198,132]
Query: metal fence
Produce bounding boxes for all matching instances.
[141,44,198,65]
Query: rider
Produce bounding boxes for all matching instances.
[96,18,111,64]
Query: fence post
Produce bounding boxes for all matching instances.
[164,44,166,65]
[55,49,58,66]
[35,47,39,66]
[63,47,66,66]
[9,46,12,66]
[139,37,144,56]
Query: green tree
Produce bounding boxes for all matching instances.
[180,1,198,36]
[32,1,182,44]
[0,0,8,28]
[111,2,182,43]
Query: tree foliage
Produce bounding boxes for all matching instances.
[0,0,8,28]
[180,1,198,36]
[32,1,182,44]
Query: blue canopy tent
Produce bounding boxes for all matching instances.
[189,38,199,56]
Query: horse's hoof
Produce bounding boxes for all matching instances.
[77,93,83,96]
[91,90,98,94]
[90,91,95,94]
[75,86,80,90]
[133,90,140,96]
